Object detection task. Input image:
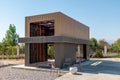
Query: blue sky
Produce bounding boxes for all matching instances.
[0,0,120,43]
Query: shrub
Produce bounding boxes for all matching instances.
[11,46,17,55]
[94,50,103,58]
[6,46,12,55]
[0,46,17,56]
[48,44,54,59]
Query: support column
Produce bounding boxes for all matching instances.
[77,45,80,58]
[17,45,20,56]
[55,43,77,68]
[83,44,87,59]
[25,43,30,66]
[54,43,65,68]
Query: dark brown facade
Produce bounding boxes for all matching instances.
[19,12,91,68]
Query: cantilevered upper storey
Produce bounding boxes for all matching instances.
[25,12,89,40]
[19,12,91,68]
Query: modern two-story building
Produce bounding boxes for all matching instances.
[19,12,91,68]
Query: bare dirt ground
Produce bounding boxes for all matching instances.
[0,59,24,65]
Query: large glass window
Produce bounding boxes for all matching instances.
[30,20,54,37]
[29,20,54,63]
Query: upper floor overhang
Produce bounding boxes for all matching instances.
[18,36,92,45]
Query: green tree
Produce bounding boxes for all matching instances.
[0,42,7,55]
[112,38,120,53]
[90,38,98,51]
[3,24,19,46]
[115,38,120,46]
[0,42,2,48]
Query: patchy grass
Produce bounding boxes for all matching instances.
[114,55,120,58]
[0,54,24,59]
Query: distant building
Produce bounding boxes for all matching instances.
[19,12,91,68]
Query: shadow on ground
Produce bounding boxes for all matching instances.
[78,59,120,75]
[62,59,120,75]
[0,64,16,68]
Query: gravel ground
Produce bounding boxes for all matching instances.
[0,59,58,80]
[1,58,120,80]
[0,66,58,80]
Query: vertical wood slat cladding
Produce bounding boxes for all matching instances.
[38,43,40,62]
[55,13,89,40]
[30,43,47,63]
[45,44,47,61]
[36,23,39,62]
[30,22,48,63]
[30,43,36,63]
[26,12,89,40]
[25,12,90,67]
[40,27,44,62]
